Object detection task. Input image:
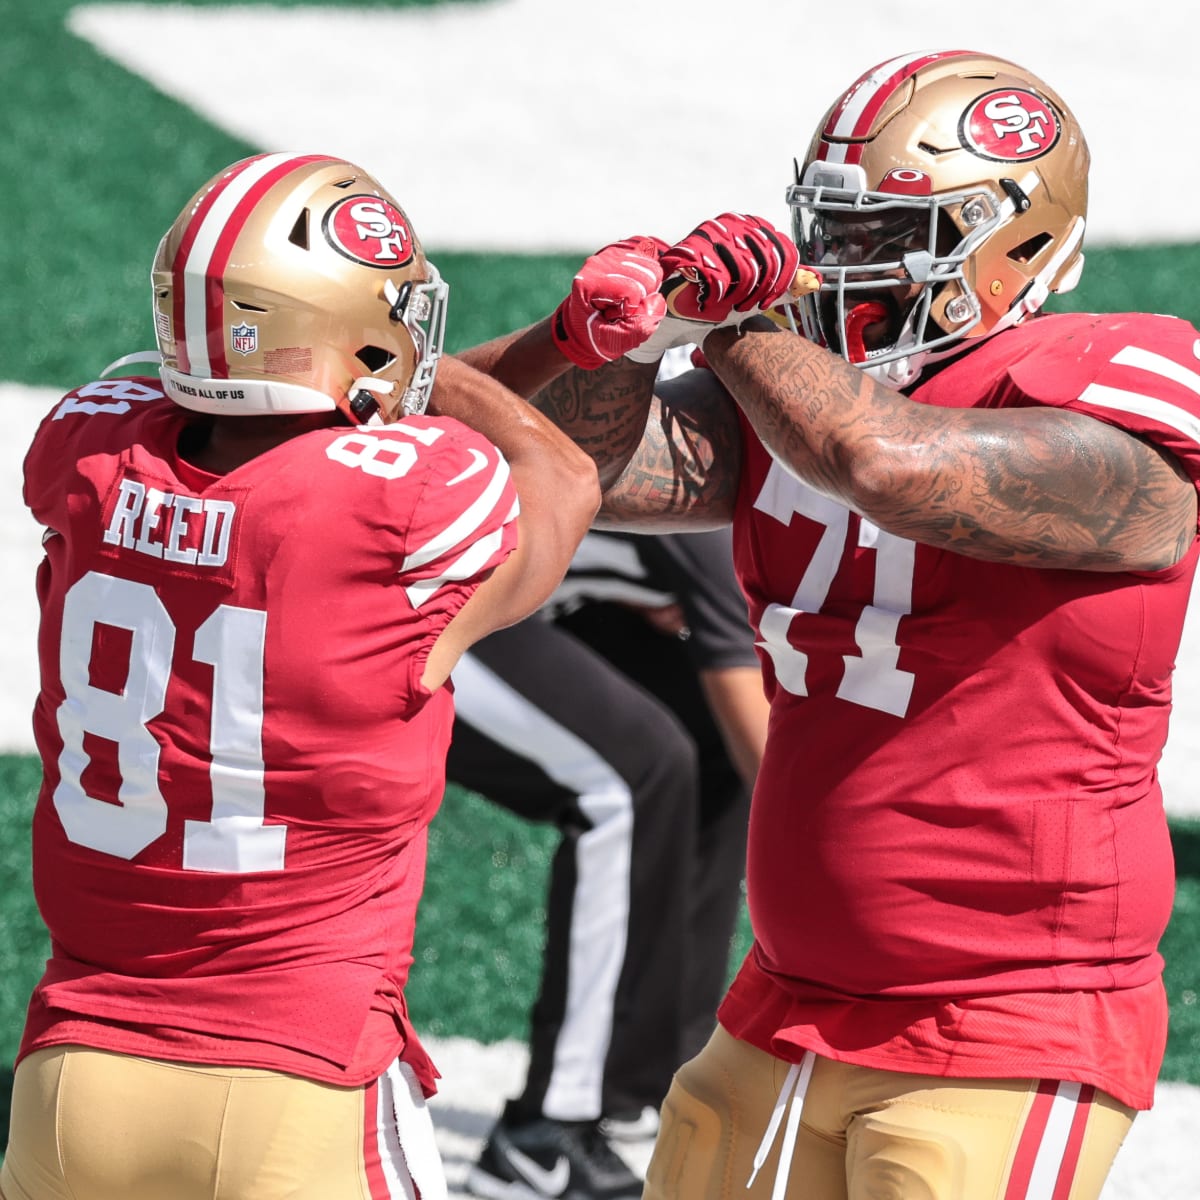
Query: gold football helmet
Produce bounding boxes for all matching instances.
[151,153,448,422]
[787,51,1089,388]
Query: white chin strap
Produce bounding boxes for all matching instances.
[350,374,424,420]
[100,350,165,378]
[862,351,924,390]
[858,303,927,391]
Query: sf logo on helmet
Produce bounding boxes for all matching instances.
[960,89,1061,161]
[324,196,416,268]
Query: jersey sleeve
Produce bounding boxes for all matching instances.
[23,376,168,529]
[394,414,519,625]
[1042,314,1200,491]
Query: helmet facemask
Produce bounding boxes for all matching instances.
[789,165,1012,387]
[346,269,449,422]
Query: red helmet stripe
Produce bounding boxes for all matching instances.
[819,49,977,165]
[171,154,268,373]
[172,153,334,378]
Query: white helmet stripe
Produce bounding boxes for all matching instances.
[820,50,976,162]
[173,153,330,378]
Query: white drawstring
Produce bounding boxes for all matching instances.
[747,1050,815,1198]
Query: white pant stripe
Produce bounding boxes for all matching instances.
[374,1059,447,1200]
[1024,1081,1082,1200]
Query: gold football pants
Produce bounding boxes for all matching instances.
[0,1045,443,1200]
[643,1025,1134,1200]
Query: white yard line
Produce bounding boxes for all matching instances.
[67,0,1200,251]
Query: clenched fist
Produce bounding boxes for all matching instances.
[551,236,670,369]
[660,213,815,322]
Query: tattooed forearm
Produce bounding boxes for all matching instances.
[530,357,659,490]
[598,383,742,528]
[706,321,1198,571]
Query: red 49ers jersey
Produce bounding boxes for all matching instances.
[720,312,1200,1109]
[19,377,518,1089]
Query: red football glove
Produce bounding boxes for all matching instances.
[551,236,670,370]
[660,213,803,321]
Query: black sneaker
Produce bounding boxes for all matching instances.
[465,1116,642,1200]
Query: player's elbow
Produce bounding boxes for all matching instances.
[513,449,600,589]
[556,444,603,528]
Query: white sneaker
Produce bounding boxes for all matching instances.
[598,1106,660,1143]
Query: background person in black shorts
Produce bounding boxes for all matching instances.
[449,522,767,1200]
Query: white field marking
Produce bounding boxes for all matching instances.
[0,384,57,754]
[65,0,1200,251]
[3,377,1200,819]
[420,1036,1200,1199]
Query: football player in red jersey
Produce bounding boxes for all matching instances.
[0,154,601,1200]
[458,50,1200,1200]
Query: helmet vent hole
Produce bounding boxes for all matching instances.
[232,300,268,313]
[357,345,395,372]
[288,210,310,250]
[1008,233,1052,265]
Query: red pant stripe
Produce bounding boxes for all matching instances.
[361,1078,388,1199]
[1004,1081,1058,1199]
[1004,1080,1094,1200]
[1050,1085,1096,1200]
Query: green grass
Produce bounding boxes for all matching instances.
[1161,823,1200,1080]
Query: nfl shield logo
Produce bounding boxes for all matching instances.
[231,323,258,355]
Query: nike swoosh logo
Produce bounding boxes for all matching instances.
[445,447,489,486]
[507,1145,571,1196]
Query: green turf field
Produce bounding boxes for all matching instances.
[4,2,1200,1186]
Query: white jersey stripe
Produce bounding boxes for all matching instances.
[178,153,298,378]
[1079,383,1200,447]
[399,455,514,573]
[404,523,508,610]
[1023,1081,1082,1199]
[1112,344,1200,397]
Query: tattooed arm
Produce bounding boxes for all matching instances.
[527,353,660,492]
[704,318,1197,571]
[590,367,744,531]
[454,321,744,530]
[453,318,665,493]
